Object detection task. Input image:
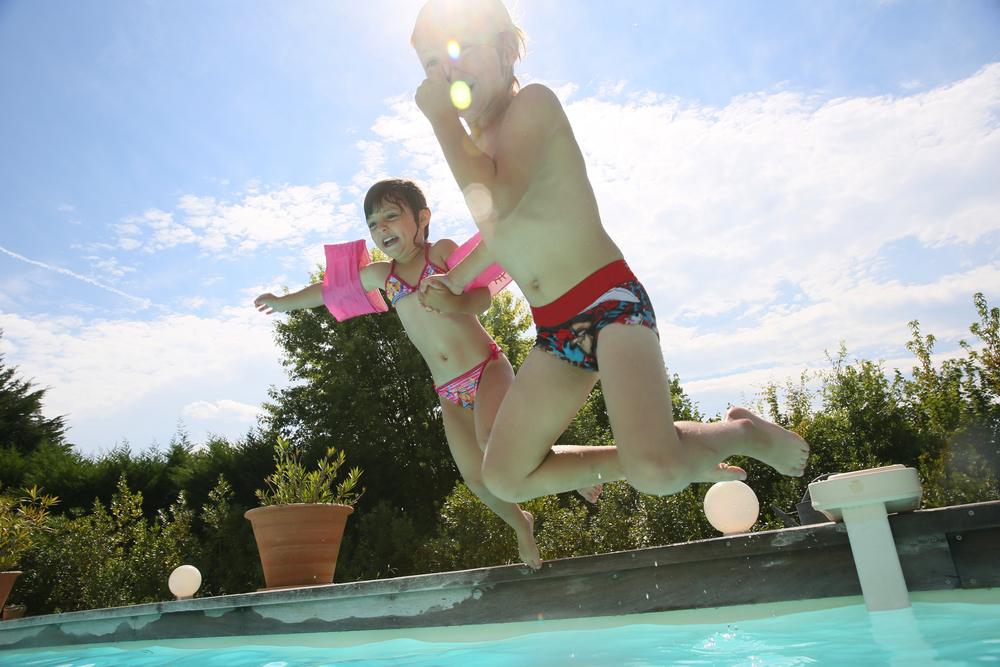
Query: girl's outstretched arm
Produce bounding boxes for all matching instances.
[254,282,324,315]
[255,263,384,315]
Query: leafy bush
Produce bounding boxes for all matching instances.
[0,486,58,570]
[417,480,718,571]
[191,475,264,596]
[255,437,363,506]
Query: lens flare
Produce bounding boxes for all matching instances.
[447,40,461,60]
[450,80,471,109]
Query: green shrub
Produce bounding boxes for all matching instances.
[0,485,58,570]
[14,477,195,613]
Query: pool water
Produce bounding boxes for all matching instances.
[3,602,998,666]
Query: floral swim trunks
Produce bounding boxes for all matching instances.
[531,260,658,372]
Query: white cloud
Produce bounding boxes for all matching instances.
[182,399,263,422]
[84,256,136,277]
[0,245,151,310]
[0,306,279,422]
[118,182,363,255]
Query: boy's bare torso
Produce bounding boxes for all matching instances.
[475,84,624,308]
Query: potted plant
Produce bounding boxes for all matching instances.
[0,486,58,615]
[245,437,363,591]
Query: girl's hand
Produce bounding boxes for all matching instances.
[420,273,462,296]
[254,293,285,315]
[415,66,458,125]
[417,281,448,314]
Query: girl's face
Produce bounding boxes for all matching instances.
[415,29,512,121]
[367,202,426,258]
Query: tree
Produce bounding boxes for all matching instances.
[478,289,533,370]
[903,293,999,506]
[0,331,67,485]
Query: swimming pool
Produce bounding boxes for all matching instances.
[2,599,997,666]
[0,500,995,664]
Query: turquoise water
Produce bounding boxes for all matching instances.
[2,602,998,666]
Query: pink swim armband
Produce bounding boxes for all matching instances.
[321,240,388,321]
[447,232,512,296]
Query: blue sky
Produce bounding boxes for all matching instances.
[1,0,998,456]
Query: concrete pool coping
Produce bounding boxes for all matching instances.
[0,500,997,652]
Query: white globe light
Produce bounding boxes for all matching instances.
[704,481,759,535]
[168,565,202,600]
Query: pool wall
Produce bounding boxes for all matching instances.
[0,500,996,652]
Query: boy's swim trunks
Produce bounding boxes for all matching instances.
[531,260,658,372]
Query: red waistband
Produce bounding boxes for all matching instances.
[530,260,636,327]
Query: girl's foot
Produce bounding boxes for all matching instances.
[693,462,747,483]
[576,484,603,504]
[517,511,542,570]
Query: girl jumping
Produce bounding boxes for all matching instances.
[255,178,601,569]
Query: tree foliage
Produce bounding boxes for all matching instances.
[0,331,68,490]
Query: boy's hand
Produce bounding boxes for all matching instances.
[254,293,286,315]
[415,66,459,124]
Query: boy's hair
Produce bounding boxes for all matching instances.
[412,0,527,96]
[364,179,431,244]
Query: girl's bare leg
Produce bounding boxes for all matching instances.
[481,348,624,503]
[476,352,604,504]
[440,397,541,569]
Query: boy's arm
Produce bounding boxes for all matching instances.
[415,72,561,221]
[418,283,492,315]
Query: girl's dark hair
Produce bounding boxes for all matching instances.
[364,179,430,244]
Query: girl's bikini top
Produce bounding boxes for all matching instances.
[384,244,448,306]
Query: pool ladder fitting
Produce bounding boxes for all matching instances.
[809,464,923,612]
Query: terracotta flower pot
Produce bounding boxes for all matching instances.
[0,573,20,614]
[245,503,354,591]
[2,604,25,620]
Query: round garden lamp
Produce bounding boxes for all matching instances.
[168,565,202,600]
[704,480,760,536]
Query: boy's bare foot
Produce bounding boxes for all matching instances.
[693,462,747,483]
[726,407,809,476]
[517,511,542,570]
[576,484,603,504]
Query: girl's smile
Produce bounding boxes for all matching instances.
[367,202,428,262]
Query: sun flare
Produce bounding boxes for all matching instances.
[450,80,471,109]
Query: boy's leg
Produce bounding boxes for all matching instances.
[596,323,809,496]
[481,347,623,503]
[440,398,541,569]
